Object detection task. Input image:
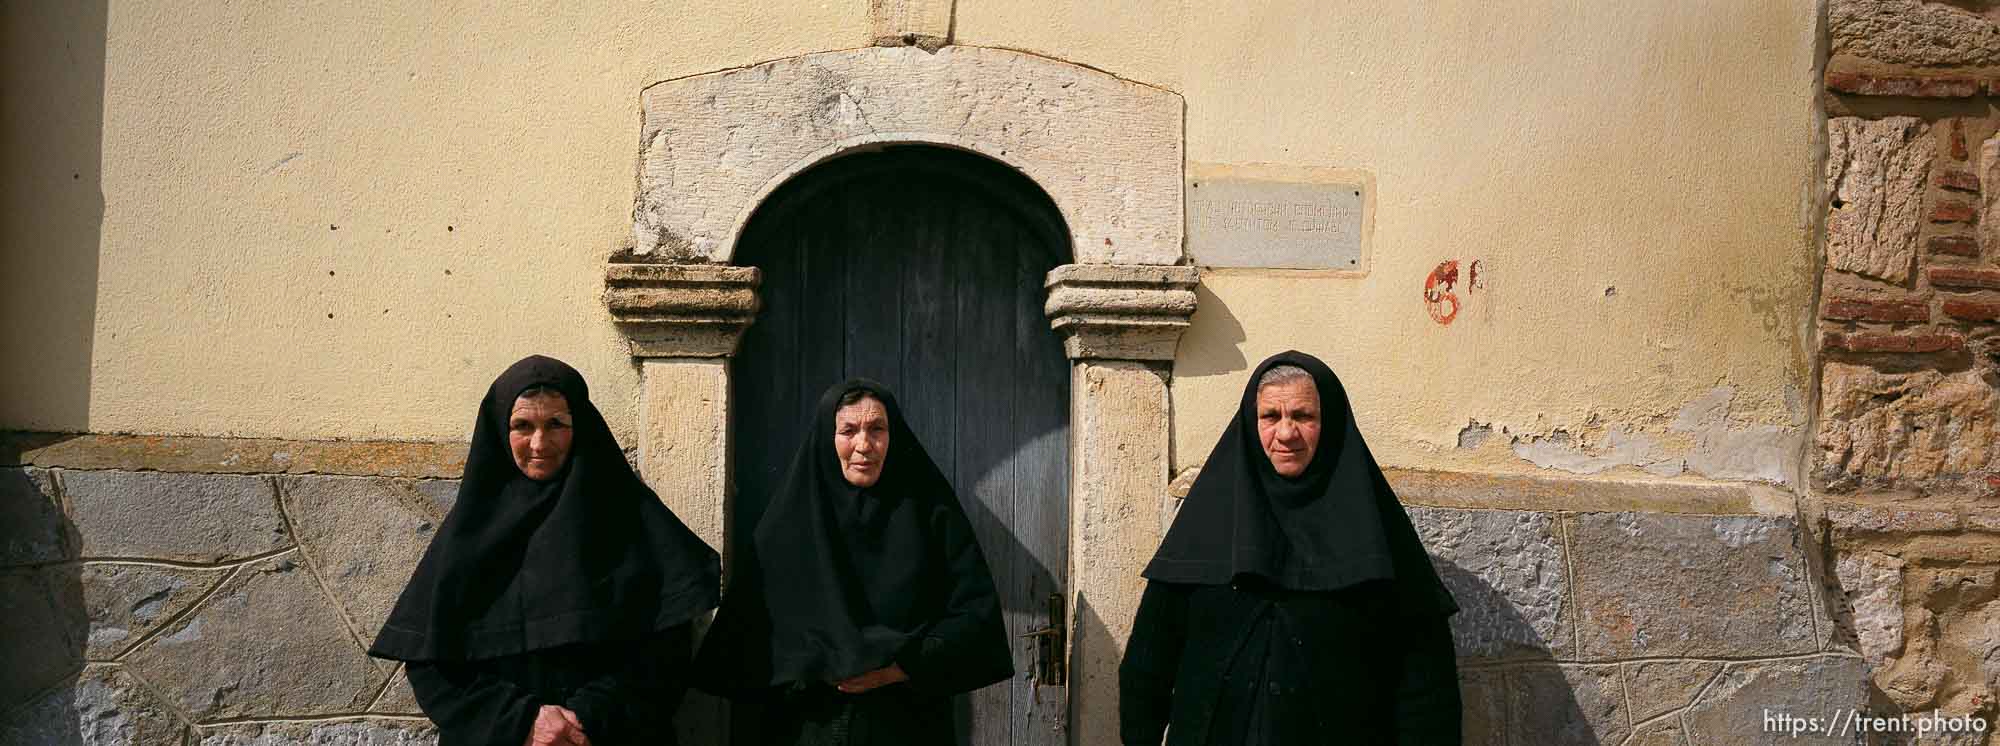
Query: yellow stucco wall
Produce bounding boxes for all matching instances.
[5,1,1819,486]
[2,1,868,443]
[961,0,1823,484]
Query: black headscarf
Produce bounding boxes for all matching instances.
[369,355,721,662]
[1144,351,1456,616]
[697,379,1012,693]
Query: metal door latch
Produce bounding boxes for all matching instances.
[1018,592,1066,686]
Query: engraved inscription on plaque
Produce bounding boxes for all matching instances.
[1186,178,1366,270]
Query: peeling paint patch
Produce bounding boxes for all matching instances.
[1670,387,1798,484]
[1458,420,1495,449]
[1512,427,1674,476]
[1672,387,1735,431]
[1680,424,1796,484]
[1496,388,1799,485]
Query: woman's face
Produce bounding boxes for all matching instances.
[833,396,890,488]
[509,391,574,480]
[1255,379,1321,478]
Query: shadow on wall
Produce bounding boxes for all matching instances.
[1435,561,1596,745]
[1069,560,1592,745]
[1168,282,1250,381]
[0,468,88,745]
[0,0,107,432]
[1817,555,1900,723]
[1818,537,1993,733]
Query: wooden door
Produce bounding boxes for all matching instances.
[728,148,1071,746]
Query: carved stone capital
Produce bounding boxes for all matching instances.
[604,263,761,358]
[1043,264,1199,361]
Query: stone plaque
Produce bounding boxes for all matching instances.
[1187,175,1365,270]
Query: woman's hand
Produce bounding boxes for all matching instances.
[834,663,910,694]
[526,705,591,746]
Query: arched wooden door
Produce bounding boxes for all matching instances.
[728,147,1072,746]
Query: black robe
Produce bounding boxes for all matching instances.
[405,627,693,746]
[370,355,721,746]
[1121,351,1461,745]
[1121,580,1460,745]
[695,379,1013,745]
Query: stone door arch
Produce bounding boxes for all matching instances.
[728,145,1072,746]
[604,45,1196,745]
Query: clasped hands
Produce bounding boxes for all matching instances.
[834,663,909,694]
[523,664,906,744]
[527,705,590,746]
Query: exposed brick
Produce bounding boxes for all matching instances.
[1939,169,1981,192]
[1822,297,1931,323]
[1932,200,1978,224]
[1944,298,2000,321]
[1823,330,1965,353]
[1917,77,1982,98]
[1930,235,1981,257]
[1951,119,1970,162]
[1825,72,1983,98]
[1929,266,2000,289]
[1829,72,1917,96]
[1825,70,1873,94]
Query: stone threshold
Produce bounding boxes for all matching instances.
[1387,468,1797,517]
[1177,465,1796,516]
[2,431,467,480]
[1456,650,1863,671]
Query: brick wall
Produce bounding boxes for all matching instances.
[1818,0,2000,735]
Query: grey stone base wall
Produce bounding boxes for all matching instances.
[2,466,1873,744]
[1413,506,1871,744]
[1,469,452,745]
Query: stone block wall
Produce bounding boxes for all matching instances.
[0,467,453,745]
[5,448,1878,745]
[1819,0,2000,738]
[1169,468,1872,744]
[1416,506,1863,745]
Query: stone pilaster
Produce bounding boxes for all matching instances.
[604,261,759,745]
[604,263,760,359]
[603,261,759,550]
[1043,263,1198,362]
[1045,263,1196,745]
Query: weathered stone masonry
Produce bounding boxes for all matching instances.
[19,6,2000,743]
[1817,0,2000,738]
[1166,469,1871,745]
[3,445,1870,745]
[1,465,454,745]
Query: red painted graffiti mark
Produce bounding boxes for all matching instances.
[1468,260,1484,290]
[1424,260,1460,325]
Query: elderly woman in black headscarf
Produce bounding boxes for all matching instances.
[1120,351,1461,745]
[694,379,1013,745]
[369,355,721,746]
